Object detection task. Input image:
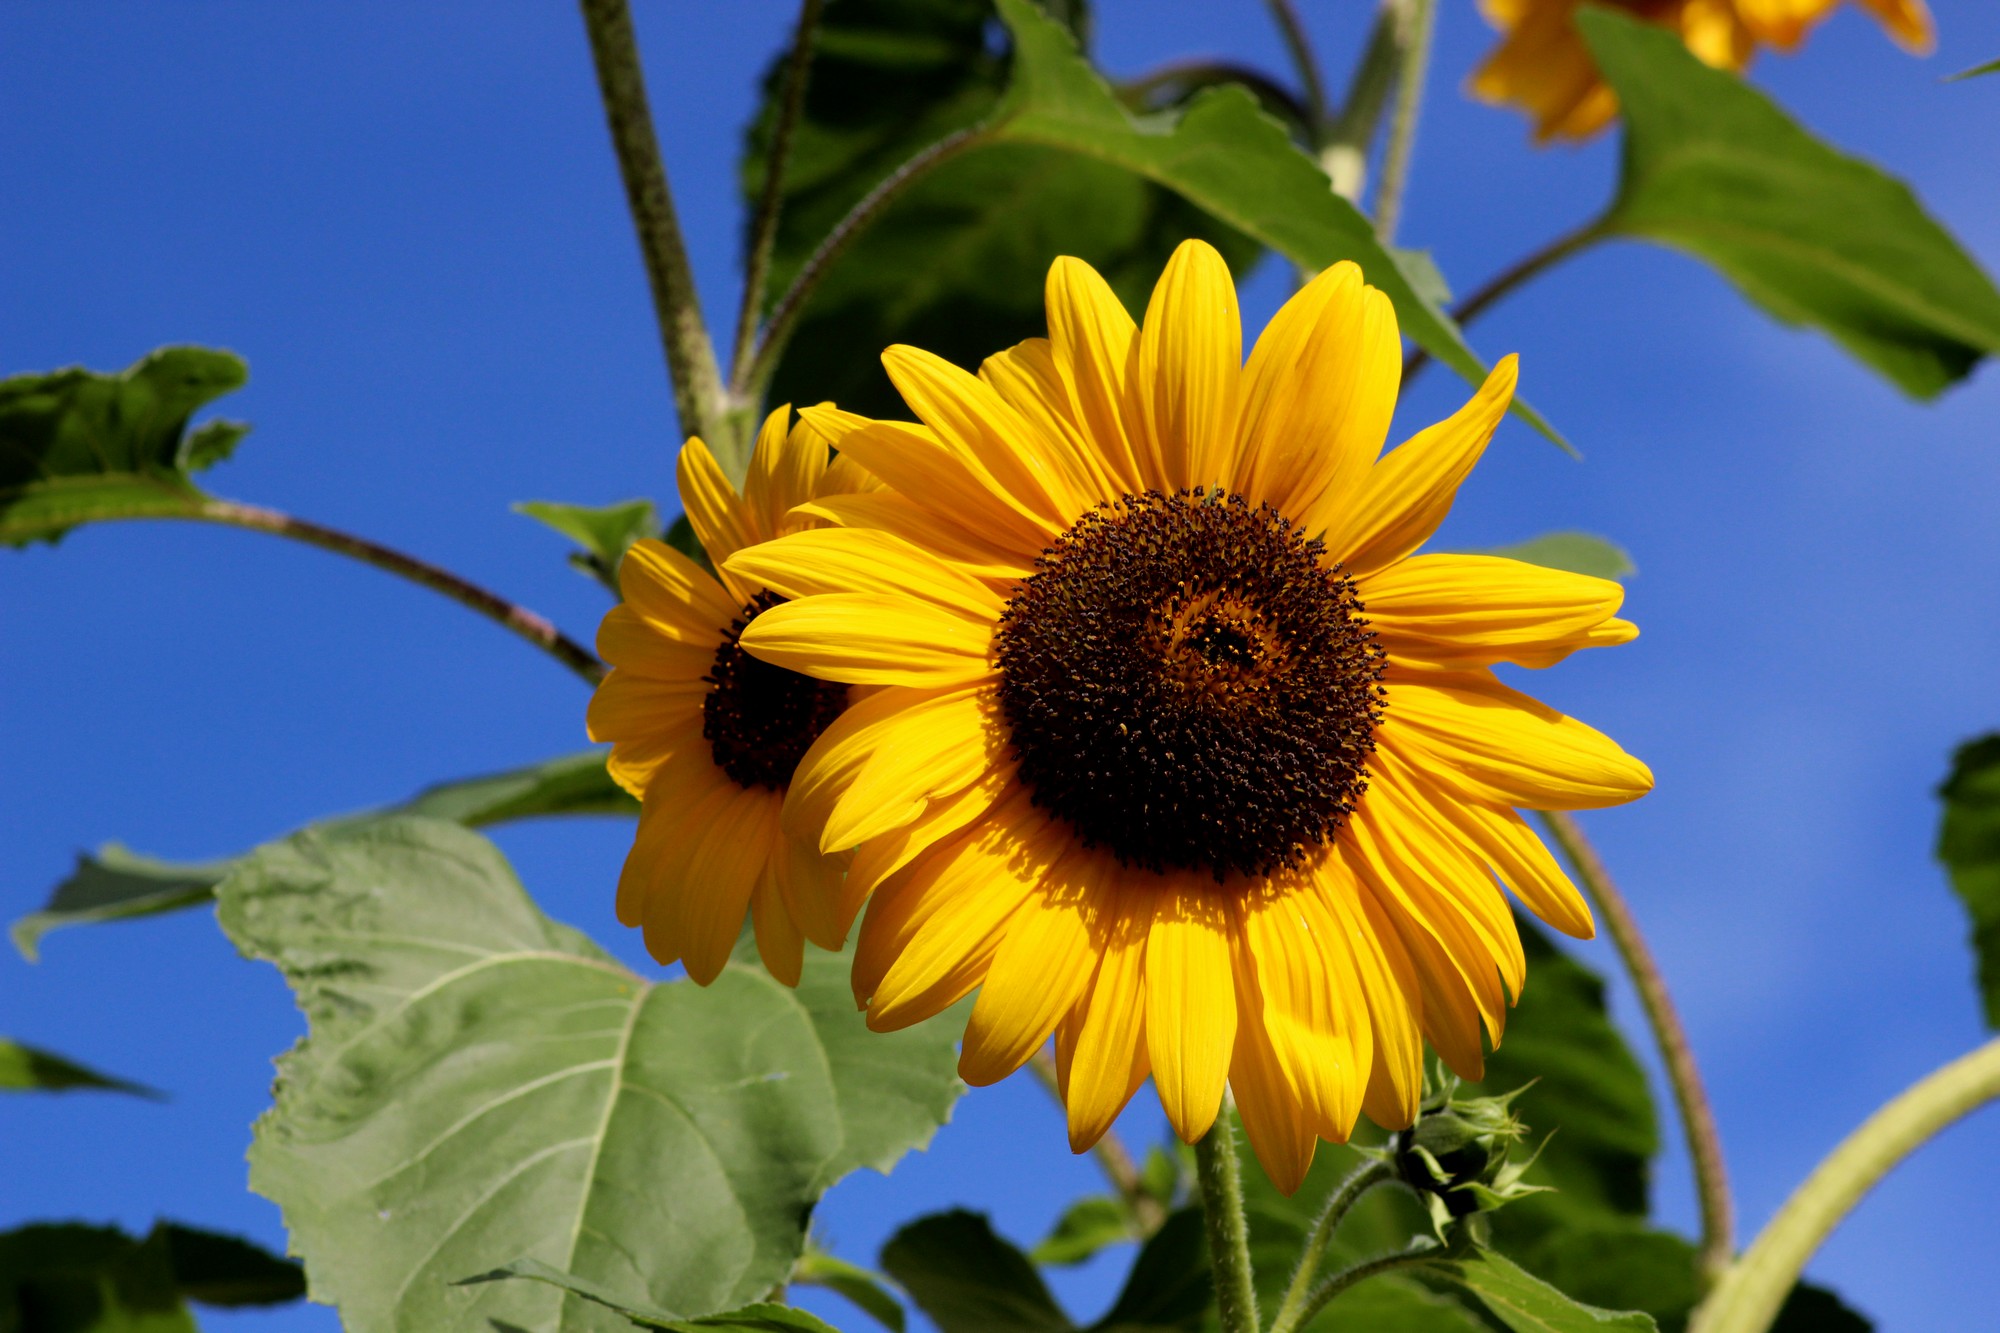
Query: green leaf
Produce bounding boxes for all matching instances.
[794,1250,908,1332]
[1089,1207,1209,1331]
[0,1036,163,1098]
[879,1211,1074,1332]
[1481,532,1635,582]
[462,1259,843,1332]
[1031,1196,1134,1266]
[989,0,1562,447]
[12,749,637,959]
[219,817,963,1333]
[0,347,247,546]
[1421,1249,1656,1332]
[1944,57,2000,82]
[0,1222,303,1331]
[1581,9,2000,398]
[516,497,662,595]
[1937,733,2000,1028]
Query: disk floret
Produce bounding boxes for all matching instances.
[703,591,850,791]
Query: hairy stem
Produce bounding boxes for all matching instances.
[1372,0,1437,243]
[578,0,733,460]
[1263,0,1328,122]
[193,500,603,684]
[1401,220,1604,384]
[1541,810,1734,1279]
[732,0,825,388]
[1270,1160,1395,1333]
[1691,1037,2000,1333]
[1195,1109,1260,1333]
[1319,3,1402,202]
[1286,1249,1434,1331]
[1026,1049,1166,1234]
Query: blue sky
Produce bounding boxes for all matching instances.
[4,2,1999,1329]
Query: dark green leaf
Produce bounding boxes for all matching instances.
[1420,1249,1656,1332]
[1937,733,2000,1028]
[1583,9,2000,397]
[157,1223,307,1308]
[0,1221,302,1330]
[0,347,246,546]
[1139,1146,1182,1208]
[1481,532,1635,582]
[12,749,636,959]
[1771,1281,1873,1333]
[1089,1207,1208,1332]
[1504,1223,1700,1332]
[220,817,963,1332]
[0,1036,163,1098]
[879,1211,1073,1332]
[1031,1196,1133,1266]
[794,1251,907,1332]
[516,498,662,595]
[1944,57,2000,82]
[461,1259,844,1332]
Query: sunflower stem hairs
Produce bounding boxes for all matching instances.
[721,239,1652,1193]
[587,406,876,985]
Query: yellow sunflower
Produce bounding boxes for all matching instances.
[721,241,1652,1192]
[588,407,875,986]
[1474,0,1933,141]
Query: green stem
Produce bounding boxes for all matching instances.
[194,499,604,685]
[1690,1037,2000,1333]
[1120,59,1316,141]
[577,0,734,461]
[1026,1049,1166,1234]
[1371,0,1436,243]
[731,0,825,389]
[1194,1109,1260,1333]
[1318,3,1401,203]
[1399,219,1605,386]
[1286,1249,1435,1331]
[1262,0,1327,122]
[1540,810,1734,1280]
[1269,1160,1394,1333]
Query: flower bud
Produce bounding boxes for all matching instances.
[1387,1080,1547,1237]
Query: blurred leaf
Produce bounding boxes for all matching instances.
[220,817,963,1332]
[12,749,636,959]
[462,1259,842,1332]
[1482,532,1635,582]
[1582,9,2000,398]
[516,497,661,595]
[880,1211,1073,1332]
[1032,1196,1134,1266]
[1090,1207,1209,1331]
[990,0,1562,447]
[1944,57,2000,82]
[752,0,1256,420]
[794,1251,907,1332]
[1937,733,2000,1029]
[1139,1146,1182,1208]
[0,347,246,546]
[0,1221,303,1331]
[1770,1282,1873,1332]
[1504,1223,1700,1332]
[1422,1249,1656,1331]
[0,1036,163,1098]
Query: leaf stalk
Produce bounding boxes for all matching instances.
[1372,0,1438,243]
[1268,1159,1395,1333]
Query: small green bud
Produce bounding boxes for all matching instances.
[1386,1076,1548,1237]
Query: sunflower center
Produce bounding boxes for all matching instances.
[704,592,850,791]
[994,489,1385,880]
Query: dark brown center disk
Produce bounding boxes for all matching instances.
[994,489,1385,880]
[704,592,850,791]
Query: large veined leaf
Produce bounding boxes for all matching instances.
[1419,1250,1655,1333]
[0,1221,304,1332]
[0,347,246,546]
[1581,9,2000,398]
[0,1036,162,1098]
[11,748,637,959]
[1938,733,2000,1029]
[217,817,963,1333]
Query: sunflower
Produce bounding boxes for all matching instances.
[588,407,874,986]
[721,241,1652,1191]
[1474,0,1933,141]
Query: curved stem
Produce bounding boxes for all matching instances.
[1541,810,1734,1279]
[1400,220,1604,386]
[194,499,604,685]
[1286,1249,1435,1331]
[1372,0,1437,243]
[739,125,992,404]
[1194,1109,1261,1333]
[1026,1049,1167,1234]
[1691,1037,2000,1333]
[732,0,825,388]
[1318,4,1401,203]
[1269,1160,1394,1333]
[1262,0,1327,122]
[578,0,731,455]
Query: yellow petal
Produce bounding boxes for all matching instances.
[1359,553,1626,666]
[589,684,707,794]
[1066,877,1156,1152]
[1044,256,1145,494]
[1322,356,1517,577]
[743,406,829,541]
[1239,877,1368,1143]
[1343,845,1490,1081]
[1145,878,1238,1143]
[750,858,805,988]
[594,605,721,680]
[826,687,1004,850]
[1132,239,1243,491]
[980,337,1126,503]
[677,436,757,595]
[1330,865,1424,1129]
[844,771,1010,939]
[652,787,782,986]
[612,539,741,648]
[616,759,728,929]
[770,823,850,953]
[725,527,1004,622]
[1855,0,1934,51]
[1228,961,1320,1196]
[959,849,1109,1086]
[795,492,1033,585]
[738,594,995,688]
[784,686,939,849]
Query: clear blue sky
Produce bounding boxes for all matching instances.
[5,3,1999,1330]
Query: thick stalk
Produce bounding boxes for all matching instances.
[1400,220,1604,385]
[1262,0,1328,122]
[1319,4,1402,202]
[731,0,825,387]
[1690,1037,2000,1333]
[1285,1249,1434,1331]
[193,500,603,684]
[1541,810,1734,1279]
[578,0,733,460]
[1371,0,1437,243]
[1026,1050,1166,1234]
[1194,1110,1260,1333]
[1269,1160,1394,1333]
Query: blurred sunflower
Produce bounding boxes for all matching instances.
[589,408,875,986]
[721,241,1652,1192]
[1474,0,1933,140]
